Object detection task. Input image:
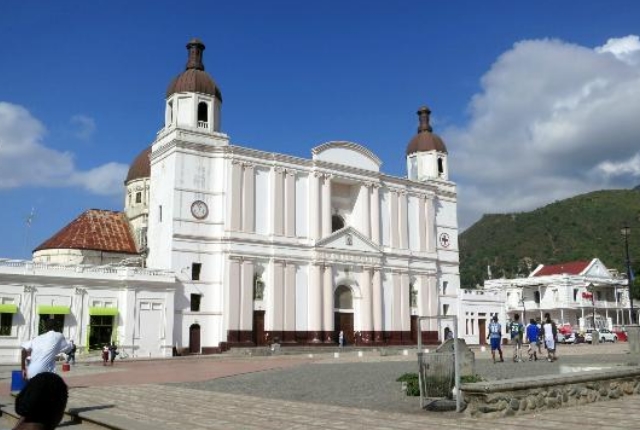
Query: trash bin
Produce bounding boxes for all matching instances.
[11,370,25,393]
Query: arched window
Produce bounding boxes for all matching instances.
[437,157,444,176]
[197,102,208,128]
[253,274,265,300]
[332,214,345,232]
[410,283,417,308]
[334,285,353,310]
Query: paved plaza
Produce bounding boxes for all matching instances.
[1,343,639,429]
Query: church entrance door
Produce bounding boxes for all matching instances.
[189,324,201,353]
[334,312,354,345]
[253,310,265,346]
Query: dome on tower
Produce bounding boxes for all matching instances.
[405,106,447,155]
[166,38,222,101]
[125,146,151,183]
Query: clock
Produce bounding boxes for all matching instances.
[190,200,208,220]
[439,232,451,248]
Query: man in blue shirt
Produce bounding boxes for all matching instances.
[486,315,504,363]
[525,318,540,361]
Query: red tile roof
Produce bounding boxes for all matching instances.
[34,209,138,254]
[532,260,591,277]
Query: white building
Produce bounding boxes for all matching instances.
[484,258,632,331]
[0,38,461,358]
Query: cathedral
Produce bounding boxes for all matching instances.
[0,39,460,360]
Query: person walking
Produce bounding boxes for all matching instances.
[525,318,540,361]
[13,372,69,430]
[102,345,109,366]
[338,331,344,348]
[65,340,77,365]
[486,315,504,363]
[510,314,524,362]
[20,319,73,380]
[108,342,118,365]
[543,313,558,362]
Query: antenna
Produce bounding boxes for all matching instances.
[24,207,36,258]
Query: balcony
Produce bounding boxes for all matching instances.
[197,121,208,129]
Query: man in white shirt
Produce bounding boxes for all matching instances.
[21,319,73,380]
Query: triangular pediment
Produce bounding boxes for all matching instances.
[316,227,381,254]
[583,258,615,280]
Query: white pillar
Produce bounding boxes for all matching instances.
[371,185,380,244]
[392,272,402,331]
[270,259,284,331]
[322,174,332,237]
[285,170,296,237]
[284,263,296,335]
[240,260,254,331]
[426,197,436,252]
[419,194,427,252]
[229,161,243,231]
[309,263,323,342]
[360,267,373,333]
[226,258,241,332]
[323,264,334,340]
[399,191,408,249]
[272,167,284,236]
[389,191,399,249]
[400,273,410,331]
[242,164,255,233]
[372,269,383,340]
[309,172,322,240]
[362,183,371,239]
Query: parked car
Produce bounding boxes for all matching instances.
[556,332,567,343]
[585,329,618,343]
[563,332,585,344]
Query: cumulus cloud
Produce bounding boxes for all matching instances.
[70,114,97,140]
[445,36,640,229]
[0,102,127,196]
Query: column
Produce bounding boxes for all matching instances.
[392,272,402,335]
[321,174,332,238]
[427,276,438,331]
[400,273,410,332]
[426,197,436,252]
[284,263,296,341]
[285,170,296,237]
[240,260,254,334]
[272,167,285,236]
[418,195,427,252]
[270,259,285,332]
[360,267,373,342]
[309,172,322,240]
[371,185,380,244]
[226,258,241,334]
[242,164,255,232]
[372,269,383,342]
[323,264,334,342]
[229,161,243,231]
[389,191,399,248]
[362,183,371,239]
[308,263,323,342]
[399,191,408,249]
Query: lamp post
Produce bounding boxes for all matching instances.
[621,226,635,324]
[520,294,526,323]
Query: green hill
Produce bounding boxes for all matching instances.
[459,189,640,288]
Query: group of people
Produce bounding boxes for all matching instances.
[16,318,121,429]
[102,342,119,365]
[487,313,559,363]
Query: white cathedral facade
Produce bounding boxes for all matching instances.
[0,39,460,360]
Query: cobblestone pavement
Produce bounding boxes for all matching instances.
[0,343,638,429]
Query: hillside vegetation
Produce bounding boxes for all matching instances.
[459,189,640,288]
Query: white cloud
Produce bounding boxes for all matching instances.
[445,36,640,230]
[70,114,96,140]
[0,102,127,196]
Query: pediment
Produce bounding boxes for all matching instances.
[584,258,614,280]
[311,141,381,172]
[316,227,381,253]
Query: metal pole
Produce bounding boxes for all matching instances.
[453,315,461,413]
[625,231,635,324]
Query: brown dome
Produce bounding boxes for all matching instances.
[166,38,222,101]
[405,106,447,155]
[125,146,151,183]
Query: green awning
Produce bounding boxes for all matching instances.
[0,304,18,314]
[37,305,70,315]
[88,307,119,316]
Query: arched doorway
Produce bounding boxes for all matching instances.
[334,285,355,345]
[189,323,201,354]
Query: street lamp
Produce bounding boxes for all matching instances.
[621,225,635,324]
[520,293,526,323]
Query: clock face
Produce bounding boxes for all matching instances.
[439,232,451,248]
[191,200,208,220]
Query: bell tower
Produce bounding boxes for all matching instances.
[405,106,449,182]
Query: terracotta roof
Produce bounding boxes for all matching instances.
[125,146,151,183]
[532,261,591,277]
[406,106,448,155]
[34,210,138,254]
[166,38,222,100]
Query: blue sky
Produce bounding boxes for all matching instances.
[2,0,640,259]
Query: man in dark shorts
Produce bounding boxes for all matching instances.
[487,315,504,363]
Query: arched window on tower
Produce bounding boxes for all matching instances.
[197,102,208,129]
[437,157,444,177]
[332,214,345,232]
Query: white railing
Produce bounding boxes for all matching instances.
[0,259,174,279]
[197,121,208,129]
